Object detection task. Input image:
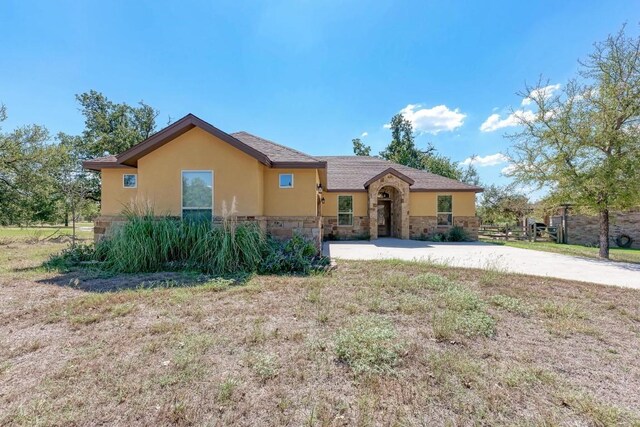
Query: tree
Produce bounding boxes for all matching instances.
[380,114,424,168]
[478,184,530,225]
[507,26,640,259]
[0,105,58,225]
[0,91,159,226]
[53,133,100,230]
[459,162,481,186]
[68,91,160,203]
[352,137,371,156]
[74,90,159,159]
[421,149,481,185]
[373,113,483,184]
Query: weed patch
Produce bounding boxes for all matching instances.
[431,281,496,340]
[217,377,240,403]
[490,294,533,316]
[334,315,404,376]
[249,352,279,382]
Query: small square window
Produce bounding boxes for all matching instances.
[279,173,294,188]
[123,174,137,188]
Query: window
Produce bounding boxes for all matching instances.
[279,173,294,188]
[182,171,213,222]
[338,195,353,226]
[123,174,137,188]
[437,195,453,226]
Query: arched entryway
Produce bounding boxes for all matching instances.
[366,170,411,239]
[376,186,401,237]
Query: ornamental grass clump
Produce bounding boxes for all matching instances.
[95,206,267,275]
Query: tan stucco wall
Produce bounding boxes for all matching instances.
[135,127,264,216]
[263,169,318,216]
[409,192,476,217]
[322,192,368,217]
[100,128,321,217]
[98,127,476,221]
[100,169,139,215]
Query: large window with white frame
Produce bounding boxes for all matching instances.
[182,171,213,222]
[338,195,353,226]
[437,195,453,226]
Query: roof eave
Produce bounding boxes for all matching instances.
[324,186,483,193]
[410,187,484,193]
[271,161,327,169]
[82,161,135,171]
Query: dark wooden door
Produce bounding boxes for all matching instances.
[377,201,391,237]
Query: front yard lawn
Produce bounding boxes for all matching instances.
[0,223,93,243]
[1,240,639,425]
[481,239,640,264]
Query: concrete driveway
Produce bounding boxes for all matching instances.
[323,238,640,289]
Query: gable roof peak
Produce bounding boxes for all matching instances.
[364,167,416,188]
[83,113,326,170]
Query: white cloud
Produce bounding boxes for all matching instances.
[479,110,536,132]
[360,132,368,137]
[460,153,508,167]
[522,83,561,106]
[386,103,466,134]
[501,164,517,175]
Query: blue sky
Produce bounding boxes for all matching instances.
[1,0,638,190]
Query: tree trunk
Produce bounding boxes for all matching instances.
[71,204,76,248]
[598,208,610,259]
[64,210,69,227]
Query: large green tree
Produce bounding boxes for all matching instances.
[73,90,159,159]
[507,26,640,258]
[63,90,160,203]
[380,114,424,168]
[0,91,160,225]
[0,105,59,225]
[477,184,530,225]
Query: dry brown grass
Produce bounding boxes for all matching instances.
[1,241,640,426]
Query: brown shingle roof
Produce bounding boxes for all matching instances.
[231,131,323,167]
[317,156,483,192]
[81,114,481,193]
[88,155,117,163]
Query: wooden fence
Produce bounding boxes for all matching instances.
[479,224,563,243]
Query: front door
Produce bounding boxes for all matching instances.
[377,201,391,237]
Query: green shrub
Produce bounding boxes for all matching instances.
[259,233,329,275]
[423,226,469,242]
[430,233,446,242]
[334,315,404,375]
[45,243,97,270]
[446,226,469,242]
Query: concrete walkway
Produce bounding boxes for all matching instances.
[323,238,640,289]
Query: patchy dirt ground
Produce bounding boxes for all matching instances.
[1,241,640,426]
